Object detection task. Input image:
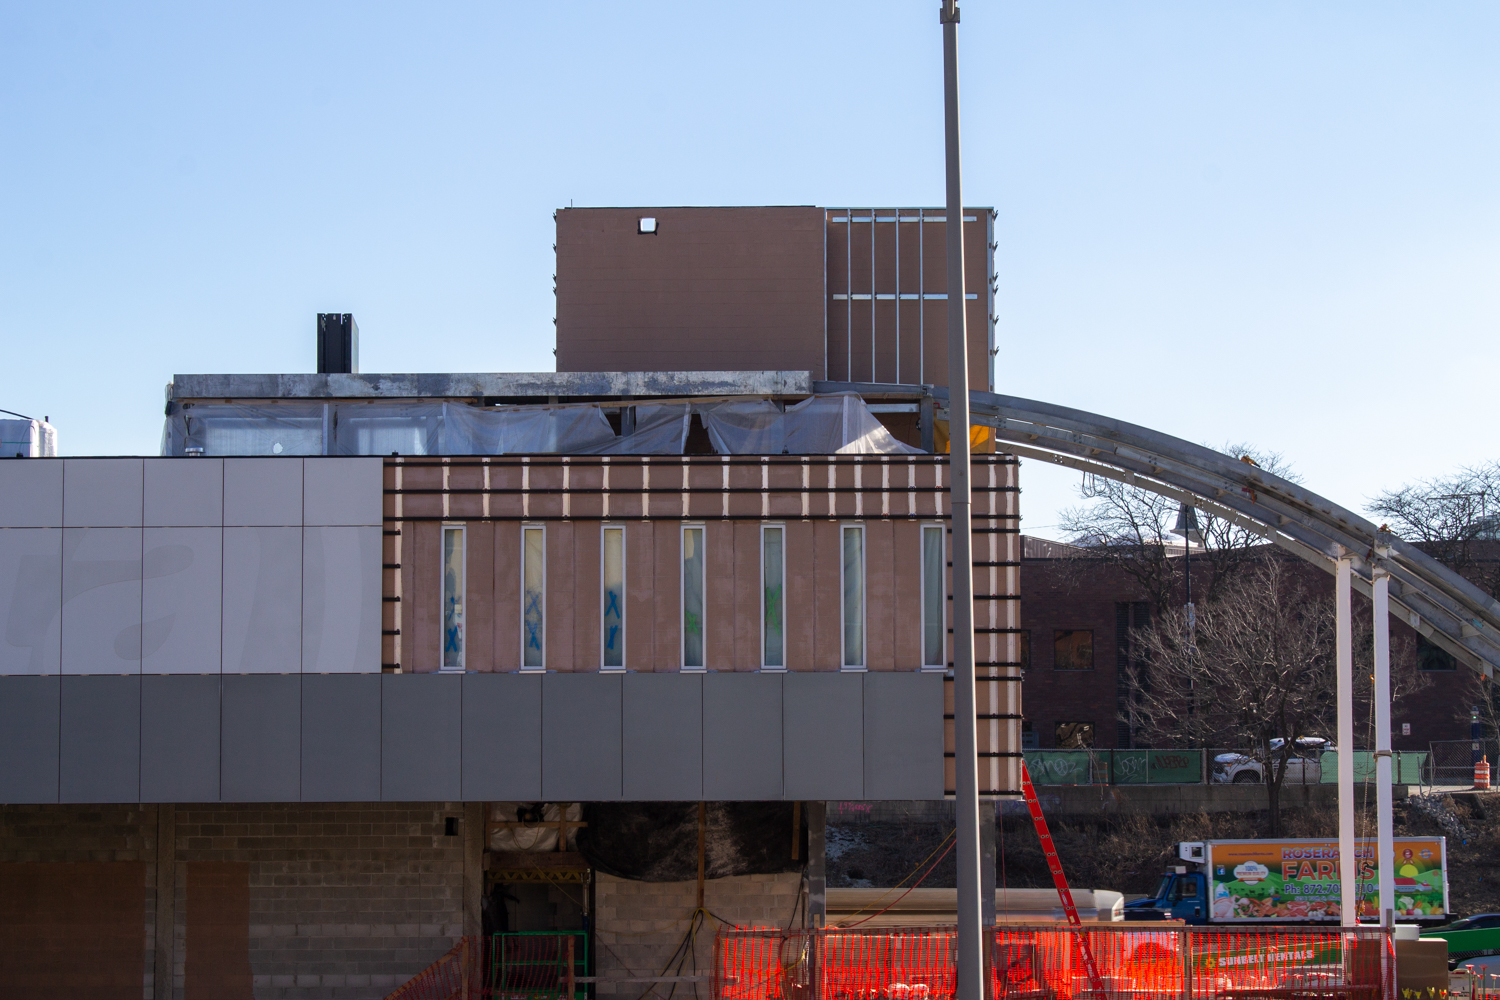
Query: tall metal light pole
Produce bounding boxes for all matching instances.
[940,3,983,999]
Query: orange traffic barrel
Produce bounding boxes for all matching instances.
[1476,755,1491,790]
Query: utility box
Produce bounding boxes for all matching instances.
[1396,938,1448,994]
[317,313,359,374]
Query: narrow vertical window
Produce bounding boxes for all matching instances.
[842,524,865,669]
[922,524,945,668]
[761,525,785,669]
[522,525,545,669]
[601,525,625,670]
[442,525,465,671]
[682,525,705,669]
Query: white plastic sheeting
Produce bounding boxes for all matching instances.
[0,418,57,458]
[161,394,916,457]
[700,393,922,455]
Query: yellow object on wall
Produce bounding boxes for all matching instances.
[934,420,996,454]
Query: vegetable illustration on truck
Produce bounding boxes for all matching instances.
[1124,837,1449,924]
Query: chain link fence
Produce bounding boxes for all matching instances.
[1428,739,1500,786]
[1023,749,1433,787]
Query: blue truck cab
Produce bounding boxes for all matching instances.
[1124,866,1210,924]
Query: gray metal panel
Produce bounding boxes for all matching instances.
[221,673,300,801]
[461,673,542,800]
[303,457,383,527]
[703,672,782,800]
[62,458,143,527]
[622,673,702,800]
[863,672,945,800]
[223,458,303,526]
[171,371,815,401]
[0,528,61,675]
[59,675,140,803]
[0,460,62,527]
[140,674,220,802]
[0,676,60,802]
[143,458,224,527]
[60,527,143,675]
[783,672,863,800]
[141,527,222,674]
[541,673,622,801]
[381,674,462,801]
[302,673,380,801]
[221,526,301,673]
[301,526,381,673]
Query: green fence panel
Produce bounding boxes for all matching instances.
[1023,750,1099,785]
[1318,750,1429,785]
[1146,750,1203,784]
[1110,750,1150,785]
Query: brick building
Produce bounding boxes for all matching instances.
[1018,538,1481,752]
[0,206,1021,998]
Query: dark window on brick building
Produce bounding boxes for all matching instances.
[1056,722,1095,748]
[1053,629,1093,670]
[1021,720,1037,750]
[1418,634,1458,671]
[1019,630,1031,670]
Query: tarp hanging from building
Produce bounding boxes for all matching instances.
[701,392,922,456]
[0,418,57,458]
[161,394,917,457]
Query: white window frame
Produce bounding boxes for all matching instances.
[920,522,947,671]
[760,522,787,671]
[840,522,866,672]
[680,523,706,672]
[440,523,466,672]
[520,523,546,672]
[600,523,626,672]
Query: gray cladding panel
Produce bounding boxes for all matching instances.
[221,673,300,801]
[541,673,622,801]
[143,458,224,527]
[0,528,61,676]
[140,674,221,802]
[301,526,381,673]
[381,674,461,801]
[59,675,140,803]
[622,673,702,800]
[304,458,383,526]
[141,527,222,674]
[461,673,541,800]
[60,527,142,674]
[222,527,301,673]
[783,672,863,800]
[62,458,143,527]
[0,676,60,802]
[224,458,303,526]
[703,672,782,800]
[302,673,381,801]
[863,672,945,800]
[0,460,62,527]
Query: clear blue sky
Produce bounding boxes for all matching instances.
[3,2,1496,538]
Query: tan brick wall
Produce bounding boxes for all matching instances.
[593,873,803,995]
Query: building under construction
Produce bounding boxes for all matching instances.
[0,206,1024,998]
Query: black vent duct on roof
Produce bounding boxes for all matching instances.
[317,313,359,374]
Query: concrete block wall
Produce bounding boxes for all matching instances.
[594,872,803,995]
[0,802,468,1000]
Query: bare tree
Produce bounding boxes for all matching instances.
[1126,558,1426,834]
[1059,444,1300,615]
[1367,461,1500,598]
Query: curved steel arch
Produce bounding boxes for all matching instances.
[835,381,1500,679]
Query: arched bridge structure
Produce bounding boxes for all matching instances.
[823,381,1500,680]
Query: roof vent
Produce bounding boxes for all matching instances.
[317,314,359,374]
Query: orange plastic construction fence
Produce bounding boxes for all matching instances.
[384,933,586,1000]
[714,925,1395,1000]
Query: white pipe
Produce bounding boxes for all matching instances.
[1337,556,1357,924]
[1374,567,1394,923]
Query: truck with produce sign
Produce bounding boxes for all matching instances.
[1124,838,1448,925]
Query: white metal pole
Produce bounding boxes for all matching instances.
[939,3,983,999]
[1336,555,1357,924]
[1373,566,1395,923]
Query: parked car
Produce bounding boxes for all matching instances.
[1212,737,1331,784]
[1441,914,1500,933]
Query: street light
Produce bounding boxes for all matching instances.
[1171,502,1202,634]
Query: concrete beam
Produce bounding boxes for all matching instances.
[170,371,814,401]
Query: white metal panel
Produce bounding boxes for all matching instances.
[303,457,383,526]
[141,527,223,674]
[0,528,62,675]
[223,457,303,526]
[0,460,63,527]
[143,458,224,527]
[62,458,143,527]
[221,526,302,673]
[60,527,143,674]
[301,526,381,673]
